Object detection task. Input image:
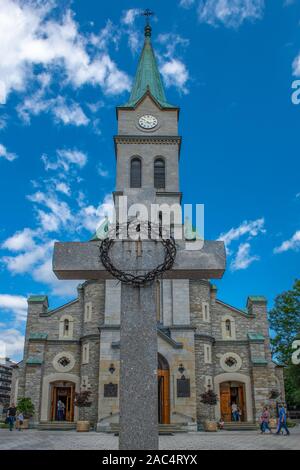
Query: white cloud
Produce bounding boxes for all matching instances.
[42,148,88,172]
[179,0,196,8]
[0,143,17,161]
[2,241,54,274]
[32,258,78,297]
[0,0,131,104]
[0,328,25,360]
[230,242,260,271]
[79,193,114,232]
[218,218,265,252]
[0,115,7,130]
[274,230,300,254]
[160,59,189,94]
[97,163,109,178]
[18,91,89,127]
[121,9,141,26]
[28,191,73,232]
[197,0,265,28]
[0,294,27,322]
[157,33,190,94]
[55,182,71,196]
[2,228,36,251]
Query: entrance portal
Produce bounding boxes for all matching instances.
[158,354,170,424]
[220,381,246,422]
[50,381,75,422]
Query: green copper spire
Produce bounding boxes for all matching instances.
[123,24,176,109]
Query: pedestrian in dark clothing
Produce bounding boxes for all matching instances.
[276,404,290,436]
[7,404,17,431]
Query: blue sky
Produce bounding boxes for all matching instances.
[0,0,300,360]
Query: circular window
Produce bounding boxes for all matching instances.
[53,352,75,373]
[220,352,242,372]
[225,357,237,368]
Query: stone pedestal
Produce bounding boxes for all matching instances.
[119,283,158,450]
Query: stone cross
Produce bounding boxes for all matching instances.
[53,238,225,449]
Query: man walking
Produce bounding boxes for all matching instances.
[276,404,290,436]
[7,403,17,432]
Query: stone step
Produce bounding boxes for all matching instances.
[38,421,76,431]
[108,423,189,435]
[223,422,258,431]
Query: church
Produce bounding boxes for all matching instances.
[11,22,285,432]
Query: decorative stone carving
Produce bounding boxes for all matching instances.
[52,352,75,373]
[220,352,242,373]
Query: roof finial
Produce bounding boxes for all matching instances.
[141,8,154,37]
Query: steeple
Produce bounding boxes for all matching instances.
[123,22,176,109]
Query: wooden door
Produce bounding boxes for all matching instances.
[50,385,56,421]
[238,385,246,422]
[66,386,74,422]
[220,383,231,422]
[157,369,170,424]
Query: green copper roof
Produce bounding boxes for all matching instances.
[247,296,267,303]
[29,333,48,340]
[123,25,176,109]
[251,358,268,365]
[26,357,43,365]
[28,295,48,303]
[90,217,109,241]
[248,332,265,342]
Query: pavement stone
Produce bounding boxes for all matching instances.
[0,426,299,451]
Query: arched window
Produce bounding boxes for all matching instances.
[221,315,236,340]
[63,319,70,336]
[225,319,231,338]
[154,158,165,189]
[59,314,74,339]
[130,157,141,188]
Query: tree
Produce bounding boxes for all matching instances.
[17,397,35,418]
[200,388,218,421]
[74,390,92,421]
[269,279,300,406]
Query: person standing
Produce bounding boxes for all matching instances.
[57,400,65,421]
[231,403,238,422]
[276,404,290,436]
[260,407,272,434]
[17,411,24,431]
[7,403,17,432]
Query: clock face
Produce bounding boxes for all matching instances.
[138,114,158,129]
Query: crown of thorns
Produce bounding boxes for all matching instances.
[99,221,177,287]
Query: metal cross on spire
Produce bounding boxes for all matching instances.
[141,8,154,25]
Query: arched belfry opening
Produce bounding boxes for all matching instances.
[157,353,170,424]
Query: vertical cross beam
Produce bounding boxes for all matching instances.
[119,283,158,450]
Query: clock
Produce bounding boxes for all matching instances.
[138,115,158,129]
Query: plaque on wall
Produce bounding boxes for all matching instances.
[104,383,118,398]
[177,377,190,398]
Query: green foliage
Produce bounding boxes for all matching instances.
[269,279,300,407]
[200,389,218,406]
[17,397,35,418]
[74,391,92,408]
[284,365,300,406]
[269,279,300,365]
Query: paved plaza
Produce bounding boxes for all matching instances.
[0,426,299,450]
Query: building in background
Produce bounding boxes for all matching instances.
[0,357,16,416]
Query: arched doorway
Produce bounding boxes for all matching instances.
[50,381,75,422]
[220,381,246,422]
[158,353,170,424]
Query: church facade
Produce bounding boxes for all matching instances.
[12,24,285,431]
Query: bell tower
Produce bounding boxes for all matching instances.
[114,21,182,213]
